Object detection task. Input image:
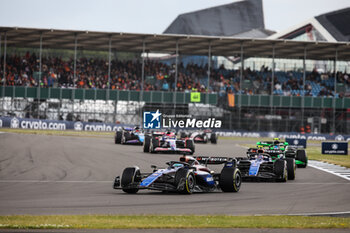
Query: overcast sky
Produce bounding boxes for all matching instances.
[0,0,349,34]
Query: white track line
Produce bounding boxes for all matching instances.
[287,210,350,216]
[255,211,350,216]
[308,160,350,182]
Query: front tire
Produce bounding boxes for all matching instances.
[219,167,241,192]
[121,167,141,194]
[175,169,195,194]
[115,131,122,144]
[143,136,150,153]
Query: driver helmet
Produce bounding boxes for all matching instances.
[134,126,140,133]
[173,163,184,168]
[165,131,175,138]
[273,138,281,145]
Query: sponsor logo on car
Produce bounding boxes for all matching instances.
[206,177,214,182]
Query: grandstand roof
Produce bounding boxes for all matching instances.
[316,7,350,42]
[163,0,265,37]
[269,7,350,43]
[0,26,349,61]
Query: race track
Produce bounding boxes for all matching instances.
[0,132,349,215]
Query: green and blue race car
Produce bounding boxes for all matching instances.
[256,138,308,168]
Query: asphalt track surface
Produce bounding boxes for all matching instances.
[0,133,350,216]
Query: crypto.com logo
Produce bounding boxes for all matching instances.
[74,121,83,131]
[11,117,19,128]
[143,110,161,129]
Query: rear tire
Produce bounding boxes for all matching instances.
[219,167,241,192]
[296,150,307,168]
[274,160,287,182]
[210,133,217,144]
[115,131,122,144]
[143,136,150,153]
[185,139,195,155]
[121,167,141,194]
[150,138,159,153]
[180,132,188,139]
[286,158,296,180]
[175,169,195,194]
[121,131,127,144]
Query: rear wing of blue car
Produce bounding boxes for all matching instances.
[180,156,236,165]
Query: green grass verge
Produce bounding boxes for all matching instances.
[0,128,114,138]
[306,146,350,168]
[0,215,349,229]
[240,142,350,168]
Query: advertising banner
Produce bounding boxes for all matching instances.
[285,138,307,148]
[322,142,348,155]
[1,116,350,142]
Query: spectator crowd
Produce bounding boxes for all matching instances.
[0,52,349,98]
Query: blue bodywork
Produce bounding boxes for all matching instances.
[140,170,164,187]
[249,160,262,176]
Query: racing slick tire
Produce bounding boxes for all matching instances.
[286,158,296,180]
[210,133,217,144]
[121,131,127,144]
[115,131,122,144]
[219,167,241,192]
[175,168,195,194]
[296,150,307,168]
[150,138,159,153]
[185,139,195,155]
[121,167,141,194]
[274,159,287,182]
[143,136,150,153]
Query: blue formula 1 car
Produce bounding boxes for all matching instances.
[113,155,241,194]
[115,127,145,145]
[237,148,295,182]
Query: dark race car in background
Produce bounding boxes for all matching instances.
[180,129,217,144]
[143,131,195,154]
[257,138,308,168]
[115,127,145,145]
[113,155,241,194]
